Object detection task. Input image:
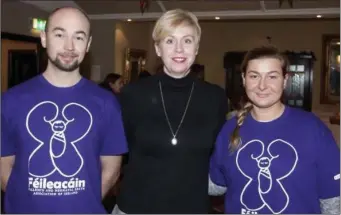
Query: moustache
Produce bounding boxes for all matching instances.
[58,53,78,58]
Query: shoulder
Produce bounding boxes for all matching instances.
[198,80,225,95]
[2,76,43,120]
[195,80,226,104]
[287,108,339,158]
[222,117,238,134]
[217,118,237,140]
[287,106,328,130]
[215,117,237,148]
[2,76,41,103]
[84,79,113,97]
[82,79,121,111]
[286,107,334,145]
[120,76,157,104]
[121,76,156,95]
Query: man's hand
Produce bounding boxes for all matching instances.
[101,156,122,199]
[1,156,15,192]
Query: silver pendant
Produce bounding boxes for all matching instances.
[171,137,177,145]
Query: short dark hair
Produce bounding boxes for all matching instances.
[99,73,122,91]
[103,73,121,84]
[45,6,91,36]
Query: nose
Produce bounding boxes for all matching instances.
[258,77,267,91]
[64,37,75,51]
[175,41,184,53]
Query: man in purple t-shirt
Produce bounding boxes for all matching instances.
[1,7,128,213]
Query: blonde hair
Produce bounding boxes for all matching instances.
[152,9,201,44]
[229,46,288,153]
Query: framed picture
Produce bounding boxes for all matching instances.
[320,34,340,104]
[123,48,147,84]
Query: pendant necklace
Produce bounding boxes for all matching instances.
[159,81,194,145]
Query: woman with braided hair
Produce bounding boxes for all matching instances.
[208,46,340,214]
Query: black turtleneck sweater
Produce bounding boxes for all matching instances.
[117,72,227,214]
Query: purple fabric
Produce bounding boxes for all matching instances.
[1,75,128,213]
[210,106,340,214]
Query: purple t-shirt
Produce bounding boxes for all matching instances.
[210,106,340,214]
[1,75,128,214]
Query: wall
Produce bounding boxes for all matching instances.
[89,20,117,81]
[114,21,156,75]
[1,1,48,37]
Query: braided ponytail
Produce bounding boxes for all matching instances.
[229,101,253,153]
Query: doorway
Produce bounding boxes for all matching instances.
[1,32,46,92]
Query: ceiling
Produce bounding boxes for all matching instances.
[21,0,340,21]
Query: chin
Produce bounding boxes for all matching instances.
[253,99,281,109]
[173,70,187,74]
[254,103,274,109]
[173,67,190,73]
[166,69,186,76]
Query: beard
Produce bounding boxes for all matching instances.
[48,53,80,72]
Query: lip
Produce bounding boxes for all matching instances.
[256,93,270,98]
[172,57,187,63]
[59,54,77,62]
[59,54,77,57]
[59,57,75,64]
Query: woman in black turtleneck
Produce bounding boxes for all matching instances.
[114,9,227,214]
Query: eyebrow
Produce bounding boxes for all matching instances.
[52,27,87,36]
[51,27,65,32]
[247,70,281,75]
[167,34,195,38]
[75,30,87,36]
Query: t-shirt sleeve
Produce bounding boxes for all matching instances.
[316,121,340,199]
[209,125,228,187]
[100,95,128,156]
[1,93,16,157]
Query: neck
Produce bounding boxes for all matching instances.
[251,102,285,122]
[159,68,194,89]
[164,66,190,79]
[43,63,82,87]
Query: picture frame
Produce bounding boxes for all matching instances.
[320,34,340,104]
[122,48,147,84]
